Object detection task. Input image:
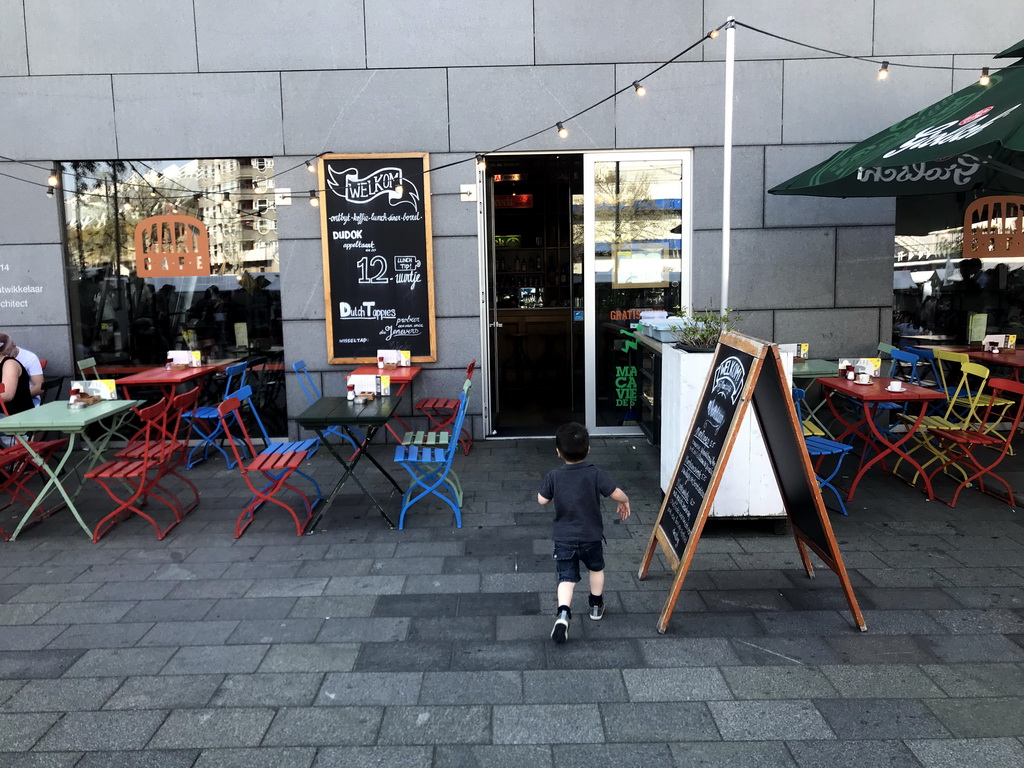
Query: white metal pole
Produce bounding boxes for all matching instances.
[720,17,735,315]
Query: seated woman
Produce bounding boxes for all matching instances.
[1,351,34,417]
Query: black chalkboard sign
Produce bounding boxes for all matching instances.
[639,332,864,634]
[659,345,755,560]
[319,153,437,363]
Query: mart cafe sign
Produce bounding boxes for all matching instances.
[963,195,1024,259]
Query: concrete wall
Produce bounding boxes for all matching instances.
[0,0,1019,435]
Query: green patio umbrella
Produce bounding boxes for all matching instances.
[770,46,1024,197]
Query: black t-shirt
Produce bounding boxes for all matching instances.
[538,462,618,543]
[1,357,33,416]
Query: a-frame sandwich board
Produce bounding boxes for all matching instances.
[638,331,866,634]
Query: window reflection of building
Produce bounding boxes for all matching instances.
[62,157,282,366]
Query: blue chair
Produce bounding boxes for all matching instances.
[793,387,854,515]
[393,382,470,530]
[225,384,323,511]
[292,360,363,457]
[182,361,248,469]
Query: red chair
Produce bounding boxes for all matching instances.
[413,359,475,455]
[89,398,198,541]
[924,377,1024,508]
[217,396,313,538]
[0,384,68,527]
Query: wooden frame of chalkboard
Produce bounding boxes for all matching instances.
[638,331,865,634]
[319,153,437,364]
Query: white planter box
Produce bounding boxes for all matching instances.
[659,345,792,519]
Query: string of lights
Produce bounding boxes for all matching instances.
[0,18,1009,204]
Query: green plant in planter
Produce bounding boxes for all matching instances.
[670,309,740,351]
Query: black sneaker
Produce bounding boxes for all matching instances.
[589,602,605,621]
[550,609,570,643]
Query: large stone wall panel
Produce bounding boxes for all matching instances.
[279,239,325,322]
[25,0,197,75]
[536,1,703,65]
[0,77,117,159]
[836,226,897,309]
[432,236,480,318]
[366,0,533,68]
[195,0,365,72]
[693,146,765,231]
[0,0,27,76]
[874,2,1021,56]
[282,70,450,156]
[775,307,882,358]
[615,61,783,148]
[0,169,62,244]
[448,66,616,153]
[0,243,68,325]
[765,145,896,228]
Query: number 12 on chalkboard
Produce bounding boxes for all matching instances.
[357,256,388,285]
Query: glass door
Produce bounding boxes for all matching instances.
[583,151,693,435]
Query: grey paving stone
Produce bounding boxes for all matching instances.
[139,620,240,647]
[63,647,176,678]
[0,680,25,706]
[372,593,459,618]
[323,575,406,596]
[149,563,234,581]
[45,622,153,650]
[86,581,177,601]
[906,737,1024,768]
[210,673,322,708]
[121,598,216,623]
[3,566,89,585]
[316,616,410,643]
[919,634,1024,663]
[207,597,298,621]
[162,645,268,675]
[931,567,1024,587]
[148,707,275,749]
[313,746,431,767]
[35,710,168,751]
[195,747,317,768]
[602,701,720,742]
[941,586,1024,609]
[0,603,59,625]
[786,739,923,767]
[700,589,794,612]
[103,675,223,710]
[226,618,323,644]
[258,643,359,673]
[925,697,1024,738]
[262,706,382,746]
[718,665,838,700]
[402,574,482,594]
[0,753,81,767]
[164,579,255,600]
[0,712,62,750]
[378,704,490,745]
[818,664,947,698]
[493,704,601,745]
[74,750,199,768]
[457,592,543,617]
[354,642,451,672]
[856,609,947,634]
[288,595,377,619]
[551,743,674,767]
[433,744,552,768]
[858,569,953,588]
[667,741,799,767]
[419,671,520,705]
[255,544,330,562]
[1,676,122,712]
[638,637,743,667]
[709,700,835,740]
[0,625,67,651]
[0,650,83,679]
[920,662,1024,697]
[296,559,374,578]
[522,669,627,704]
[220,562,303,581]
[927,608,1024,634]
[315,671,423,706]
[244,578,328,598]
[181,546,262,563]
[452,642,547,671]
[825,634,937,665]
[816,698,951,740]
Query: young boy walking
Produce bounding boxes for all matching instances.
[538,422,630,644]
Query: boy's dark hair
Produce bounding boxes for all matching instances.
[555,422,589,462]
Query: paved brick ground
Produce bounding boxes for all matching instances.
[1,435,1023,766]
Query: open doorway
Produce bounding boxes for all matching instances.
[485,154,583,437]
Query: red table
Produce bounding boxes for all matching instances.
[967,349,1024,381]
[349,365,422,441]
[820,377,947,501]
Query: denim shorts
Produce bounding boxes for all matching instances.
[553,541,605,584]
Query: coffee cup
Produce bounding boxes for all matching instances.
[886,382,904,392]
[855,372,870,385]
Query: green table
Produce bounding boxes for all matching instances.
[793,359,839,438]
[0,399,140,540]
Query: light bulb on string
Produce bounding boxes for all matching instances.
[708,29,719,39]
[476,154,486,172]
[46,187,54,198]
[221,192,231,206]
[980,67,990,86]
[633,81,646,97]
[556,122,568,139]
[877,61,889,80]
[46,172,58,187]
[306,160,316,173]
[308,190,319,207]
[122,200,133,211]
[394,184,404,197]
